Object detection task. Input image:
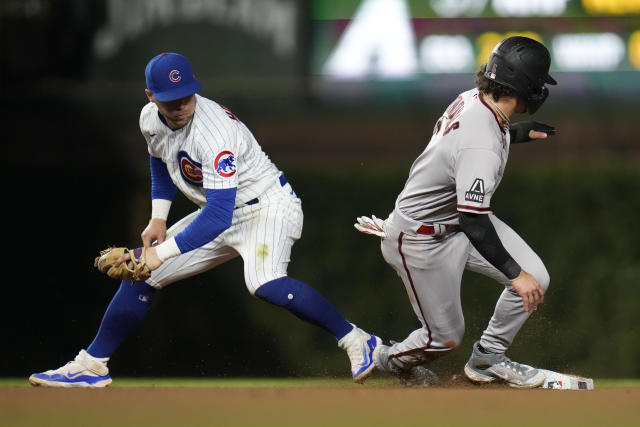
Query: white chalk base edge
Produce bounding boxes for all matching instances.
[538,369,594,390]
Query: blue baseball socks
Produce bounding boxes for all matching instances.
[254,276,354,340]
[86,280,156,358]
[86,276,354,359]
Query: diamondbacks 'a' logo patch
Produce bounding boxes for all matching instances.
[215,150,236,178]
[178,151,203,187]
[465,178,485,203]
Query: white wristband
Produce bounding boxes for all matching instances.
[151,199,172,220]
[154,237,181,262]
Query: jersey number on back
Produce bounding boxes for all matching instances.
[433,96,463,136]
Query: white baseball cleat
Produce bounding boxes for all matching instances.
[338,325,381,384]
[29,349,112,388]
[464,341,545,389]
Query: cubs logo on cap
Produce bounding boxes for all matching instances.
[215,151,236,178]
[169,69,181,82]
[145,52,202,102]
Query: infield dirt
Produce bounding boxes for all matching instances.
[2,379,639,427]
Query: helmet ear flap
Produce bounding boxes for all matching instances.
[526,86,549,114]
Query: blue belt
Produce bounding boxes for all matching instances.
[242,175,288,207]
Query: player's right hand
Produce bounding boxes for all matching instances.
[509,121,555,143]
[141,218,167,247]
[509,269,545,313]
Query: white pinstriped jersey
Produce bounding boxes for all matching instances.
[139,94,280,208]
[395,88,510,224]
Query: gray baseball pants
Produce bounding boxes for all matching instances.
[380,210,549,370]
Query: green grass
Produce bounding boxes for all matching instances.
[3,377,639,388]
[591,379,640,387]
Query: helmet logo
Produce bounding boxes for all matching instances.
[169,69,181,82]
[489,63,497,79]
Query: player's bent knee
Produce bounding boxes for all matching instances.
[442,334,464,350]
[145,274,175,290]
[249,273,287,296]
[536,267,550,293]
[253,276,297,305]
[431,327,464,351]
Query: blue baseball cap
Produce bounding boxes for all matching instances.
[145,52,202,102]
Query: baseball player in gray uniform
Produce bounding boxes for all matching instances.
[355,37,557,388]
[29,52,380,387]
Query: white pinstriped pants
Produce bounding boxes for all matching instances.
[380,211,549,369]
[146,180,303,294]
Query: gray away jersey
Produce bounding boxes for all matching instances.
[139,94,280,208]
[395,88,510,224]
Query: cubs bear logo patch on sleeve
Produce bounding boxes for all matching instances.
[215,150,237,178]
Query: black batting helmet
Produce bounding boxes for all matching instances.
[485,36,557,114]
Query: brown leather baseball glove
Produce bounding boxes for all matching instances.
[94,247,151,282]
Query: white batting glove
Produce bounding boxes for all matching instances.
[354,215,386,238]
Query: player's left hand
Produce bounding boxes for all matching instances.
[95,246,155,282]
[509,121,555,144]
[354,215,386,238]
[118,246,163,271]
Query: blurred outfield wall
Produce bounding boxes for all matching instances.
[2,0,638,378]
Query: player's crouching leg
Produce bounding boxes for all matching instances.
[253,276,381,383]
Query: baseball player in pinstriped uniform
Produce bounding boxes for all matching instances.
[29,52,380,387]
[355,37,557,388]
